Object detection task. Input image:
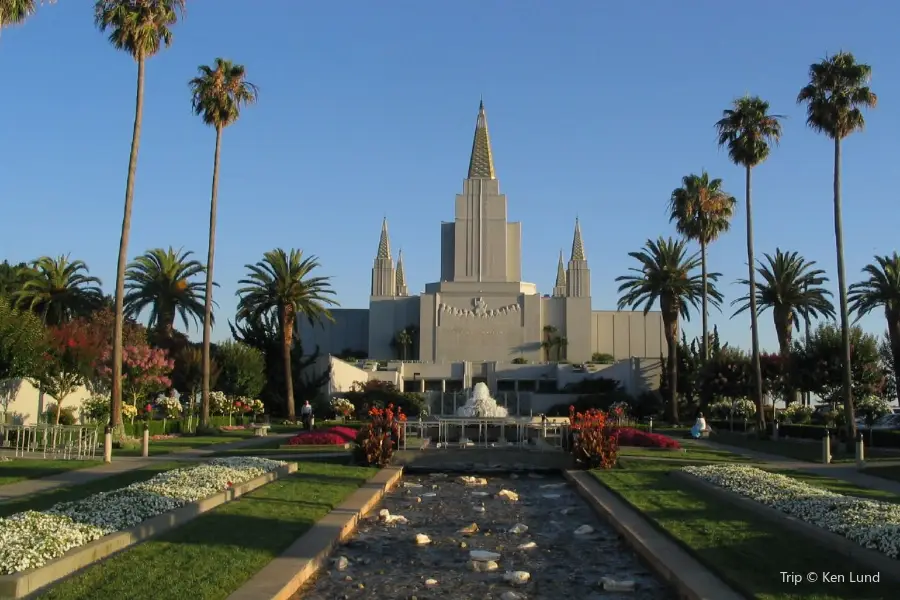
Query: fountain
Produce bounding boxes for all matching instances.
[455,382,509,418]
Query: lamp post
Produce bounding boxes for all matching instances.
[803,282,812,407]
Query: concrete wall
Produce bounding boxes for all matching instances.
[591,311,664,360]
[298,309,369,356]
[1,379,92,425]
[367,297,421,360]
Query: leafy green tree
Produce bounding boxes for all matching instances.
[0,299,46,382]
[798,51,878,441]
[124,247,208,343]
[716,95,784,432]
[213,340,265,400]
[616,237,723,423]
[94,0,186,449]
[877,334,897,403]
[848,253,900,404]
[236,249,337,422]
[668,172,736,360]
[189,57,259,434]
[0,261,31,297]
[14,255,103,325]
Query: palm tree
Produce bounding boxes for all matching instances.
[798,52,877,441]
[848,253,900,403]
[668,171,736,361]
[715,96,783,432]
[189,58,259,432]
[124,247,208,342]
[235,249,337,422]
[616,237,722,423]
[395,329,412,360]
[14,255,103,325]
[733,249,835,403]
[0,261,30,297]
[94,0,185,450]
[0,0,53,31]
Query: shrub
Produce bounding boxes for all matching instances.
[856,395,893,426]
[287,431,348,445]
[354,404,406,467]
[780,403,814,425]
[616,427,680,449]
[568,406,619,469]
[81,394,110,423]
[329,426,360,441]
[44,403,78,425]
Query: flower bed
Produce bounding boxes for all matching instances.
[0,457,286,575]
[287,426,359,446]
[681,464,900,559]
[615,427,680,449]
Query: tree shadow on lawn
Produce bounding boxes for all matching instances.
[0,463,101,488]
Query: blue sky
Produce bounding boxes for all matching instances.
[2,0,897,352]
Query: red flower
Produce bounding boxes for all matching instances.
[226,481,233,487]
[144,404,153,413]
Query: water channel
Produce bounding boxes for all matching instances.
[296,473,675,599]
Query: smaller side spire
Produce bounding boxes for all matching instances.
[377,217,391,259]
[396,249,409,296]
[570,218,586,261]
[552,249,567,297]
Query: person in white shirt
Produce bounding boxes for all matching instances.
[300,401,313,430]
[691,412,711,438]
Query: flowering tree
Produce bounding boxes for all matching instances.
[568,406,619,469]
[354,404,406,467]
[98,343,173,410]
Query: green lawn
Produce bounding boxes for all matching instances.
[0,462,183,516]
[709,431,900,463]
[861,465,900,484]
[37,461,377,600]
[112,431,264,457]
[212,445,353,457]
[0,459,103,486]
[594,460,893,599]
[619,440,753,463]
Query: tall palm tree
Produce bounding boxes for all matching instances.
[848,252,900,403]
[124,247,208,342]
[668,171,736,361]
[715,96,783,432]
[14,255,103,325]
[733,249,835,402]
[616,237,722,423]
[189,58,259,430]
[94,0,185,450]
[798,51,877,441]
[0,0,53,31]
[236,249,337,422]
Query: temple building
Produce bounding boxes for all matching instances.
[299,101,663,397]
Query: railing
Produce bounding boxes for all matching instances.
[424,391,531,417]
[399,417,570,452]
[3,424,99,460]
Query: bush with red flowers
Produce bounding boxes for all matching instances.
[329,426,361,442]
[568,406,619,469]
[615,427,681,449]
[287,431,350,446]
[354,404,406,467]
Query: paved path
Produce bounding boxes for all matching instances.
[688,438,900,495]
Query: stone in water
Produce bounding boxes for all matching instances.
[508,523,528,534]
[498,489,519,501]
[504,571,530,585]
[403,482,423,488]
[425,578,438,587]
[517,541,537,550]
[470,491,489,497]
[601,577,636,592]
[501,592,525,600]
[473,504,486,512]
[459,523,479,534]
[540,482,566,489]
[429,473,447,478]
[422,492,437,497]
[415,533,432,545]
[469,550,501,561]
[459,475,488,486]
[456,382,509,417]
[333,556,349,571]
[470,559,499,572]
[574,525,594,535]
[542,494,561,499]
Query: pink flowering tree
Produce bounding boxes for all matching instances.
[99,343,174,411]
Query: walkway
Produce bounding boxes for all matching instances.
[688,438,900,495]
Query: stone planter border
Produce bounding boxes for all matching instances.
[671,470,900,582]
[564,470,744,600]
[0,462,298,599]
[226,466,403,600]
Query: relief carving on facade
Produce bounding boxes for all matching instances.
[438,296,520,319]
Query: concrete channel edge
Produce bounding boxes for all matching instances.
[671,470,900,584]
[226,466,404,600]
[564,470,745,600]
[2,462,299,600]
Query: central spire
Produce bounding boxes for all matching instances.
[467,99,496,179]
[571,218,586,261]
[377,218,391,259]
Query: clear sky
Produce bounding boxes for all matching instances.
[2,0,897,353]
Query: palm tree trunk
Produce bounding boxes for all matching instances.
[282,308,296,421]
[700,239,709,362]
[745,165,766,434]
[887,313,900,404]
[200,125,223,430]
[662,313,679,423]
[832,136,857,442]
[109,56,146,459]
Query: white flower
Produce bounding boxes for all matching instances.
[0,457,286,575]
[209,391,231,415]
[682,464,900,559]
[781,403,813,424]
[330,397,355,417]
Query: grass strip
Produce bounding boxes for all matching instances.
[593,460,892,599]
[37,461,377,600]
[862,465,900,484]
[618,444,752,463]
[0,460,103,486]
[212,445,352,457]
[709,432,900,463]
[112,432,266,457]
[0,462,183,517]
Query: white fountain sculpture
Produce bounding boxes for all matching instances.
[456,382,509,418]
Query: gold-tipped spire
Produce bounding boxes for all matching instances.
[555,249,567,287]
[571,218,586,261]
[377,218,391,259]
[396,249,406,287]
[467,99,496,179]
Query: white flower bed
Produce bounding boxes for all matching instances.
[0,457,286,575]
[682,464,900,559]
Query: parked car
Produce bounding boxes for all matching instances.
[860,413,900,431]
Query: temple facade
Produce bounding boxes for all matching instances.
[299,101,664,373]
